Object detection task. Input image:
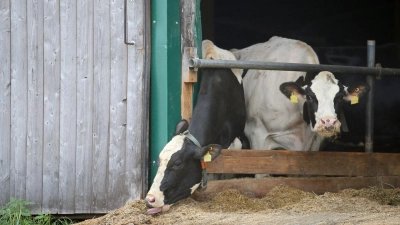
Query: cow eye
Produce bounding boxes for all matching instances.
[174,161,181,167]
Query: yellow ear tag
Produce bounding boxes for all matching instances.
[203,151,212,162]
[290,92,298,103]
[351,95,359,105]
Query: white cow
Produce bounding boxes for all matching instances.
[232,36,369,151]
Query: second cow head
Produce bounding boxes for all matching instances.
[280,71,370,137]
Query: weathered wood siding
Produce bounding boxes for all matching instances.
[0,0,149,214]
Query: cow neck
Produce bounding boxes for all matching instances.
[180,130,201,148]
[180,130,209,192]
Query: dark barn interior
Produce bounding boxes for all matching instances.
[200,0,400,152]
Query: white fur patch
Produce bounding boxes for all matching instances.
[146,135,185,208]
[310,71,340,132]
[228,137,242,149]
[190,183,200,194]
[202,40,243,84]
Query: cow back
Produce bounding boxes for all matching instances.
[233,36,323,151]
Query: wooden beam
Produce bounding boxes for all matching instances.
[192,176,400,201]
[206,150,400,176]
[180,0,198,122]
[181,47,198,122]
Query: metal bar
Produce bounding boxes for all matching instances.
[189,58,400,76]
[124,0,135,45]
[365,40,375,153]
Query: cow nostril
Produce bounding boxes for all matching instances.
[145,196,156,207]
[146,196,155,203]
[326,126,334,132]
[321,119,325,124]
[333,120,337,125]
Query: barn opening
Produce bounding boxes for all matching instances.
[200,0,400,153]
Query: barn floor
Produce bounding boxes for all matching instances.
[75,183,400,225]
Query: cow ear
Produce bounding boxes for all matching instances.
[344,83,370,101]
[175,120,189,135]
[280,80,306,100]
[194,144,222,161]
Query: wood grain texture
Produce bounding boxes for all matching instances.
[180,0,197,122]
[43,0,61,212]
[207,150,400,176]
[26,0,44,213]
[91,0,110,213]
[75,0,94,213]
[59,0,77,214]
[10,0,27,200]
[192,176,400,202]
[3,0,146,214]
[0,0,11,207]
[125,0,145,202]
[181,48,198,122]
[108,0,128,211]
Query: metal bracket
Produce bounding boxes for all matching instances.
[124,0,135,45]
[183,47,198,83]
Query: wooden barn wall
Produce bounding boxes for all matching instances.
[0,0,148,214]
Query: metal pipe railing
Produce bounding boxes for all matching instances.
[365,40,375,153]
[189,58,400,77]
[189,41,400,153]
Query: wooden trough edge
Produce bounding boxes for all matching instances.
[206,149,400,176]
[192,176,400,202]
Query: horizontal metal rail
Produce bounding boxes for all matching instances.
[189,58,400,77]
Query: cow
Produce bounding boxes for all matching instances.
[232,36,369,152]
[314,43,400,152]
[144,40,248,215]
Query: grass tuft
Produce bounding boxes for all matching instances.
[0,197,75,225]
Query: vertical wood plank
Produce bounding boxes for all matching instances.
[59,0,77,214]
[108,0,128,210]
[125,0,144,202]
[75,0,94,213]
[0,0,11,207]
[180,0,197,122]
[26,0,44,214]
[42,0,61,213]
[92,0,111,213]
[10,0,27,200]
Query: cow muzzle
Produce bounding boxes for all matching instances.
[145,194,171,215]
[316,117,341,137]
[145,195,156,208]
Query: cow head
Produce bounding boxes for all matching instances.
[145,120,222,215]
[280,71,370,137]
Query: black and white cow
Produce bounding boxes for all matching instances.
[314,43,400,152]
[280,71,370,137]
[145,40,248,214]
[232,36,369,152]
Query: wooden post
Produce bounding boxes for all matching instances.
[180,0,200,122]
[181,47,198,122]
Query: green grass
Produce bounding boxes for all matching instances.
[0,197,75,225]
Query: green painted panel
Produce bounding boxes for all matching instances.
[149,0,203,186]
[150,0,182,183]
